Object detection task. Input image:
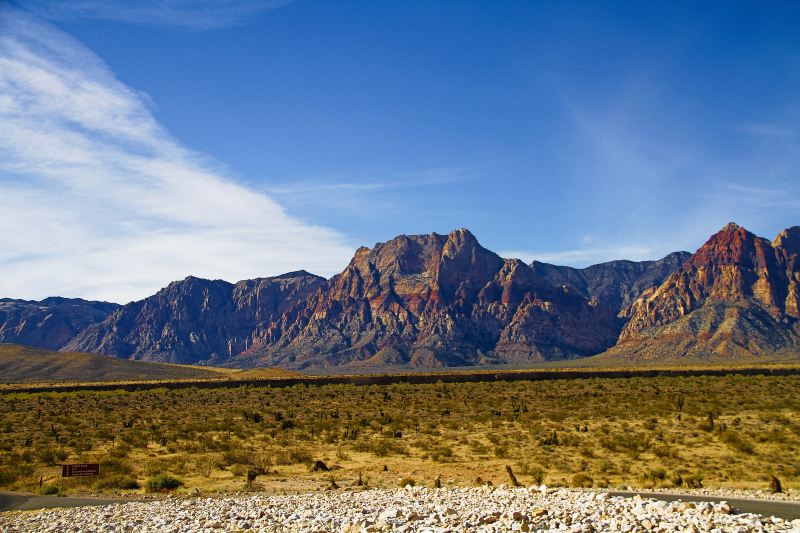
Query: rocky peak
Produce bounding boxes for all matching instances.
[621,222,800,340]
[774,226,800,254]
[689,222,773,271]
[720,221,741,232]
[0,297,119,351]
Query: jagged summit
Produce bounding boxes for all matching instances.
[720,221,742,232]
[773,226,800,250]
[611,222,800,360]
[61,228,622,367]
[4,224,800,368]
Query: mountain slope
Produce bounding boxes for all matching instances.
[239,229,622,368]
[64,271,326,364]
[0,297,119,351]
[606,223,800,360]
[65,229,623,368]
[9,224,798,368]
[0,344,221,383]
[531,251,691,312]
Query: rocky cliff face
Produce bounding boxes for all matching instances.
[63,229,638,368]
[531,251,691,313]
[64,272,326,364]
[0,297,119,350]
[236,229,622,368]
[608,223,800,359]
[12,224,798,368]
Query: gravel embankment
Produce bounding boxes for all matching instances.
[610,487,800,502]
[1,486,797,532]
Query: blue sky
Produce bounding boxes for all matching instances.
[1,1,799,302]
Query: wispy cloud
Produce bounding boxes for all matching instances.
[707,182,800,210]
[269,168,470,196]
[0,6,354,303]
[14,0,292,30]
[500,245,658,267]
[737,122,797,139]
[266,168,471,214]
[554,76,800,255]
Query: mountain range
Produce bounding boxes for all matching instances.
[2,223,798,369]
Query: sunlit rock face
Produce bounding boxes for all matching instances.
[611,223,800,360]
[48,224,800,367]
[64,229,628,368]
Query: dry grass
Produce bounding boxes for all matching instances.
[0,344,221,383]
[0,344,301,388]
[1,374,798,496]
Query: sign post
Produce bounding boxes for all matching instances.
[61,463,100,477]
[61,463,100,492]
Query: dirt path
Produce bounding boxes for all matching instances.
[0,491,119,512]
[611,490,800,520]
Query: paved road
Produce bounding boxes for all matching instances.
[2,489,799,521]
[611,491,800,521]
[0,491,118,512]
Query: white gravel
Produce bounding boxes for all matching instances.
[1,485,797,532]
[608,487,800,503]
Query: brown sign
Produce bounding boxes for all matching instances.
[61,463,100,477]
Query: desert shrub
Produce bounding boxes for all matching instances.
[571,473,593,488]
[653,444,679,460]
[493,444,509,459]
[142,459,165,477]
[643,467,667,486]
[119,430,149,448]
[755,428,787,444]
[94,474,140,490]
[541,430,559,446]
[274,447,312,465]
[399,477,415,487]
[429,444,455,462]
[195,455,216,477]
[99,457,133,477]
[107,443,132,459]
[144,474,183,492]
[355,437,406,457]
[600,431,650,458]
[579,446,595,458]
[685,472,704,489]
[37,446,68,466]
[40,484,60,495]
[518,463,546,485]
[335,447,350,461]
[719,431,755,455]
[222,449,252,466]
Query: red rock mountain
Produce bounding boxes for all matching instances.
[235,229,621,368]
[607,223,800,360]
[64,229,626,368]
[13,224,800,368]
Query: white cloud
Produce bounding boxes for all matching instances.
[0,7,354,303]
[15,0,293,30]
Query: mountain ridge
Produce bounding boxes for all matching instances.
[3,223,799,368]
